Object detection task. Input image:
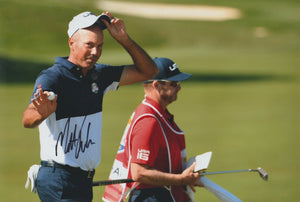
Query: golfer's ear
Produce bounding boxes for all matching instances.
[68,37,74,47]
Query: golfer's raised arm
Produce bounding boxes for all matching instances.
[102,12,158,86]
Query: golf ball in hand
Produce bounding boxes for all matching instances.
[48,92,55,101]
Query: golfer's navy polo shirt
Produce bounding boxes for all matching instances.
[30,57,124,170]
[31,57,124,120]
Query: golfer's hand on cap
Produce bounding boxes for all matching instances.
[102,12,130,45]
[32,88,57,119]
[181,162,201,192]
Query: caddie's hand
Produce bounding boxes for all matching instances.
[32,88,57,119]
[181,162,201,192]
[102,12,130,44]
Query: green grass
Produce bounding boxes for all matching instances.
[0,0,299,201]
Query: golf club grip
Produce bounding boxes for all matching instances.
[92,178,134,186]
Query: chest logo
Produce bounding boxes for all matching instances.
[91,82,99,94]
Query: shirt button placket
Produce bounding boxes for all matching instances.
[76,67,83,79]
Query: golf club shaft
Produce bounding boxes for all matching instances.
[92,178,134,186]
[200,169,254,176]
[92,168,267,186]
[200,168,268,181]
[92,170,252,186]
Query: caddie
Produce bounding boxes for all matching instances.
[103,57,202,202]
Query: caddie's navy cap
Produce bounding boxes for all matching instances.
[68,11,111,37]
[144,57,192,83]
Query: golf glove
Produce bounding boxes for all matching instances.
[25,164,41,194]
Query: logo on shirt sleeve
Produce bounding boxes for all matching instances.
[137,149,150,161]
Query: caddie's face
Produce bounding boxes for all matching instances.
[157,81,181,105]
[69,25,104,70]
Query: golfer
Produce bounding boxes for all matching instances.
[103,57,201,202]
[22,11,157,202]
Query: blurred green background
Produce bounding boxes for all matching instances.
[0,0,299,201]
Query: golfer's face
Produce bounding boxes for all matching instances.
[158,81,181,104]
[70,26,104,69]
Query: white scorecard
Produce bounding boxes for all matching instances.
[186,151,212,172]
[194,151,212,172]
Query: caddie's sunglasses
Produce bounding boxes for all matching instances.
[158,80,180,88]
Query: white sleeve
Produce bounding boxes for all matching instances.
[103,81,120,95]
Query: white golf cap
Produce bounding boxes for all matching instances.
[67,11,111,37]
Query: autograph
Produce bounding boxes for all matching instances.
[56,116,95,158]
